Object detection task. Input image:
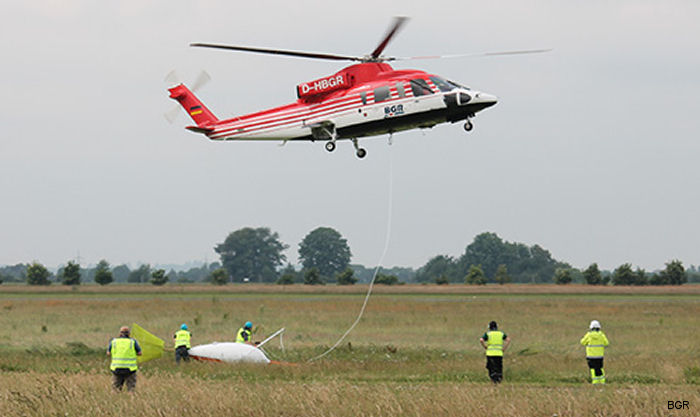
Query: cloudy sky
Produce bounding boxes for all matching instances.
[2,1,699,271]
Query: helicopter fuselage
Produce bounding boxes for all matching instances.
[168,62,497,157]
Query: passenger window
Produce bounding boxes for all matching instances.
[395,82,405,98]
[373,86,391,103]
[360,92,367,105]
[410,79,433,96]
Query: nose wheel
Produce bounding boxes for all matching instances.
[463,119,474,132]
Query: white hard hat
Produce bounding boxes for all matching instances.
[589,320,601,329]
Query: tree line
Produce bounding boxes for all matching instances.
[1,229,699,286]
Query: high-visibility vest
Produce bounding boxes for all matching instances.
[110,338,138,371]
[485,330,505,357]
[174,330,191,348]
[580,330,609,359]
[236,327,251,344]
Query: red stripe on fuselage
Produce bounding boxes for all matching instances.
[211,95,366,139]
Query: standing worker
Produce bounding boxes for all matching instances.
[173,323,192,364]
[479,321,511,384]
[236,321,254,345]
[107,326,142,392]
[580,320,609,384]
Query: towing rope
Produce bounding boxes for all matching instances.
[308,147,394,362]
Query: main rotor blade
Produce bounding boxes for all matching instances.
[190,43,361,62]
[393,48,552,61]
[370,16,409,59]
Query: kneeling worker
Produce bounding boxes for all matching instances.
[174,323,192,364]
[236,321,254,345]
[580,319,609,384]
[479,321,511,384]
[107,326,142,392]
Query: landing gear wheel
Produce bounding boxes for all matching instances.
[464,120,473,132]
[356,148,367,159]
[325,141,336,152]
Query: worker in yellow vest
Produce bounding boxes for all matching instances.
[107,326,142,392]
[236,321,254,345]
[580,320,609,384]
[173,323,192,364]
[479,321,511,384]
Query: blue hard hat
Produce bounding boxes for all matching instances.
[244,321,253,329]
[181,323,188,330]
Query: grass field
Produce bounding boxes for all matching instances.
[1,284,698,416]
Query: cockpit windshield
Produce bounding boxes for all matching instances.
[429,76,455,92]
[448,79,471,91]
[429,76,471,92]
[409,78,434,96]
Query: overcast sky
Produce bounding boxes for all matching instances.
[2,1,699,271]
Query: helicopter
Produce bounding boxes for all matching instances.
[168,17,547,158]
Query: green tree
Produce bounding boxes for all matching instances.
[465,264,486,285]
[612,263,636,286]
[583,263,603,285]
[335,268,357,285]
[276,274,295,285]
[210,268,229,285]
[633,268,648,286]
[128,264,151,283]
[554,268,573,285]
[215,227,288,283]
[494,264,510,285]
[150,269,168,286]
[375,274,399,285]
[94,260,113,286]
[303,267,325,285]
[26,262,51,285]
[654,260,687,286]
[298,227,352,281]
[434,275,449,285]
[277,264,300,284]
[59,261,81,285]
[460,232,512,279]
[415,255,459,283]
[458,232,568,283]
[112,264,131,282]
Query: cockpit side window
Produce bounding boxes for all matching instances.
[374,86,391,103]
[410,78,434,96]
[429,76,456,93]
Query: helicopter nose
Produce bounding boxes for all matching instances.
[475,92,498,107]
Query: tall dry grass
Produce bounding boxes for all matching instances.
[1,372,697,417]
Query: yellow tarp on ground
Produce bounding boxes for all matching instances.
[131,323,164,363]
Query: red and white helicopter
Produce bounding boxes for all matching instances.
[168,18,547,158]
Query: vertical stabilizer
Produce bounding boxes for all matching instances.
[168,84,219,126]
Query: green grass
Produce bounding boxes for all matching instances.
[0,286,699,416]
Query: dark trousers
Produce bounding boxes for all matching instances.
[111,369,137,391]
[175,345,190,363]
[486,356,503,383]
[586,358,605,383]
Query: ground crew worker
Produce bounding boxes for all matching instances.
[173,323,192,364]
[580,319,609,384]
[107,326,142,392]
[479,321,511,384]
[236,321,254,345]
